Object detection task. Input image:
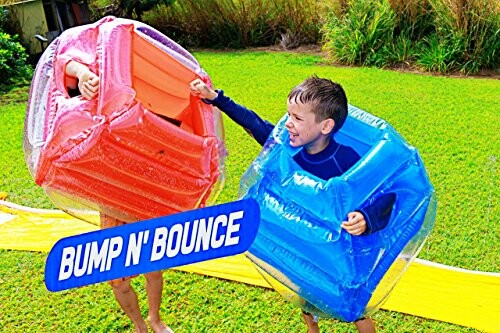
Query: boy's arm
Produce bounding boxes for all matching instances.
[202,89,275,146]
[356,193,397,235]
[336,146,397,236]
[190,79,274,146]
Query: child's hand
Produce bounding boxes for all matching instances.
[77,69,100,100]
[190,79,218,100]
[341,212,367,236]
[65,60,99,100]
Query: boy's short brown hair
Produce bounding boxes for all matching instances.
[287,75,348,133]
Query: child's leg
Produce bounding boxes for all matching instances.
[109,278,148,333]
[354,317,376,333]
[302,311,320,333]
[145,271,174,333]
[101,214,149,333]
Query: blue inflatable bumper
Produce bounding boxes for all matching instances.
[239,105,436,322]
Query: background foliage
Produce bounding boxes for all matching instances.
[136,0,498,74]
[0,10,33,92]
[321,0,499,73]
[0,50,498,332]
[144,0,323,49]
[101,0,175,21]
[0,0,497,89]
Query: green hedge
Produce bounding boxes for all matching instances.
[137,0,499,74]
[0,30,33,92]
[320,0,499,74]
[143,0,324,49]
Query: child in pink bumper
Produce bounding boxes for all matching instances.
[65,60,173,333]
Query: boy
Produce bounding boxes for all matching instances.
[65,60,173,333]
[190,76,396,333]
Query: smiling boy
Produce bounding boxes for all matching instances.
[190,76,396,332]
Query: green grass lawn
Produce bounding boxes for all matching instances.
[0,50,498,332]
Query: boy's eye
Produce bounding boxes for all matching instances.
[287,111,302,121]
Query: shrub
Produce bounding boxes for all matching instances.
[322,0,498,74]
[416,32,460,72]
[0,31,33,92]
[388,0,434,40]
[322,0,397,66]
[144,0,324,49]
[378,33,418,66]
[426,0,500,74]
[275,0,324,49]
[101,0,175,20]
[0,5,26,46]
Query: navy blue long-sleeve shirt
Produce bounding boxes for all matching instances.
[203,90,395,234]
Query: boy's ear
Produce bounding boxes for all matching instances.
[321,118,335,135]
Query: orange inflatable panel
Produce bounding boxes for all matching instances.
[24,17,226,223]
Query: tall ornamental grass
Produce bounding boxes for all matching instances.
[322,0,397,66]
[418,0,500,74]
[85,0,498,74]
[321,0,499,74]
[143,0,324,49]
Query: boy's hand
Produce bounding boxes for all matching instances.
[190,79,218,100]
[77,69,100,100]
[341,211,367,236]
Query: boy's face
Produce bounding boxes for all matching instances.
[285,100,334,154]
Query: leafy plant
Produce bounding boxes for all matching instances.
[322,0,397,66]
[0,31,33,92]
[387,33,417,65]
[321,0,498,74]
[427,0,500,74]
[144,0,324,49]
[104,0,175,20]
[416,33,459,72]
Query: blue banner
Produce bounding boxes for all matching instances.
[45,199,260,292]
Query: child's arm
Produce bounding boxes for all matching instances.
[342,193,396,236]
[190,79,218,100]
[65,60,100,100]
[190,79,274,146]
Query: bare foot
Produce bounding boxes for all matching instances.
[148,317,174,333]
[133,322,148,333]
[354,317,376,333]
[302,312,320,333]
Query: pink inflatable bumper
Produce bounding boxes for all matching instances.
[24,17,226,223]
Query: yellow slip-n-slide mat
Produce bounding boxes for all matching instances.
[0,199,498,333]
